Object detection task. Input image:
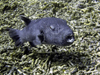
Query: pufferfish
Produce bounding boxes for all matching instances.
[7,16,74,47]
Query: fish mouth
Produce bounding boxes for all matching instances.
[66,34,74,43]
[61,34,74,46]
[67,37,74,43]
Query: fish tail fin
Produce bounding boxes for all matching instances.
[7,28,23,46]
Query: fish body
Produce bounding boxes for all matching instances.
[8,16,74,47]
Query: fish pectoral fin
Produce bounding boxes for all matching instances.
[38,34,44,43]
[29,31,44,47]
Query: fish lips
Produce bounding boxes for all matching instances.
[62,33,74,46]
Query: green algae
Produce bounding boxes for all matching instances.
[0,0,100,74]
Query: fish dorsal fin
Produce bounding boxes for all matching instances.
[20,15,31,25]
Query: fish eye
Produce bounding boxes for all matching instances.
[50,25,55,30]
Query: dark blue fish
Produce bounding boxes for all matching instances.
[8,16,74,47]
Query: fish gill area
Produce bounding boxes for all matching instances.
[0,0,100,74]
